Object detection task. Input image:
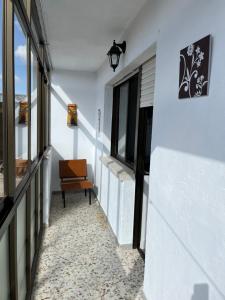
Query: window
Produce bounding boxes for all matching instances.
[14,13,28,186]
[31,48,38,161]
[111,73,139,167]
[0,0,4,197]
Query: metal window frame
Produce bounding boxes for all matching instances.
[0,0,52,299]
[111,69,141,170]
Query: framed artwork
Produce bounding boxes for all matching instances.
[67,104,78,126]
[19,101,28,124]
[179,35,212,99]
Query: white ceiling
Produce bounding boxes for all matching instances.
[40,0,147,71]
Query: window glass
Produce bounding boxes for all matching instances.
[31,48,38,160]
[126,75,138,163]
[30,177,36,263]
[118,82,128,159]
[17,195,27,299]
[0,0,4,197]
[14,13,28,186]
[112,73,139,167]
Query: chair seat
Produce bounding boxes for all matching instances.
[61,179,93,191]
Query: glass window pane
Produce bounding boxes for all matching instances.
[0,0,4,197]
[17,195,27,300]
[31,48,38,160]
[126,75,138,164]
[30,177,36,263]
[0,229,10,300]
[14,14,28,186]
[118,82,128,159]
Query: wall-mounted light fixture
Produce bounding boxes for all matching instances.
[107,40,126,72]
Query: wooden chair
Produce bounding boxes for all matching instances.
[59,159,93,208]
[16,159,28,177]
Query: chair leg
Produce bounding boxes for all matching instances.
[85,189,87,197]
[89,189,91,205]
[62,191,66,208]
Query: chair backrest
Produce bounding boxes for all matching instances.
[59,159,87,179]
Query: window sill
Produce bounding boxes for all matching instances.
[100,156,135,181]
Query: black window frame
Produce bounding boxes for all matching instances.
[111,71,141,170]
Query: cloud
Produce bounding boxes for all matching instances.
[15,44,27,62]
[15,75,21,82]
[0,73,2,80]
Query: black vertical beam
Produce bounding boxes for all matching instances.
[132,68,144,250]
[133,108,146,249]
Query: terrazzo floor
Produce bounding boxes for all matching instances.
[32,192,145,300]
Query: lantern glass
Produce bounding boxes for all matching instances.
[112,53,118,65]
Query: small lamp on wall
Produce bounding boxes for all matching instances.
[107,40,126,72]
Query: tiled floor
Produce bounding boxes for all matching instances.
[32,192,145,300]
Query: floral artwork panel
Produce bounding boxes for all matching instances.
[19,101,28,125]
[67,104,78,126]
[179,35,212,99]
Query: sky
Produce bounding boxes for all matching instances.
[14,14,27,96]
[0,4,27,96]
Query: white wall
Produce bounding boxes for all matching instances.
[51,69,97,191]
[100,157,136,245]
[95,0,225,299]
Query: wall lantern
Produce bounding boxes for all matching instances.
[107,40,126,72]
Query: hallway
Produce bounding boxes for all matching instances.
[32,193,145,299]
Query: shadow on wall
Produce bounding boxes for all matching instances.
[51,85,97,190]
[191,284,209,300]
[51,87,96,147]
[51,85,112,196]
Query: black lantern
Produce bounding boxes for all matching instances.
[107,40,126,72]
